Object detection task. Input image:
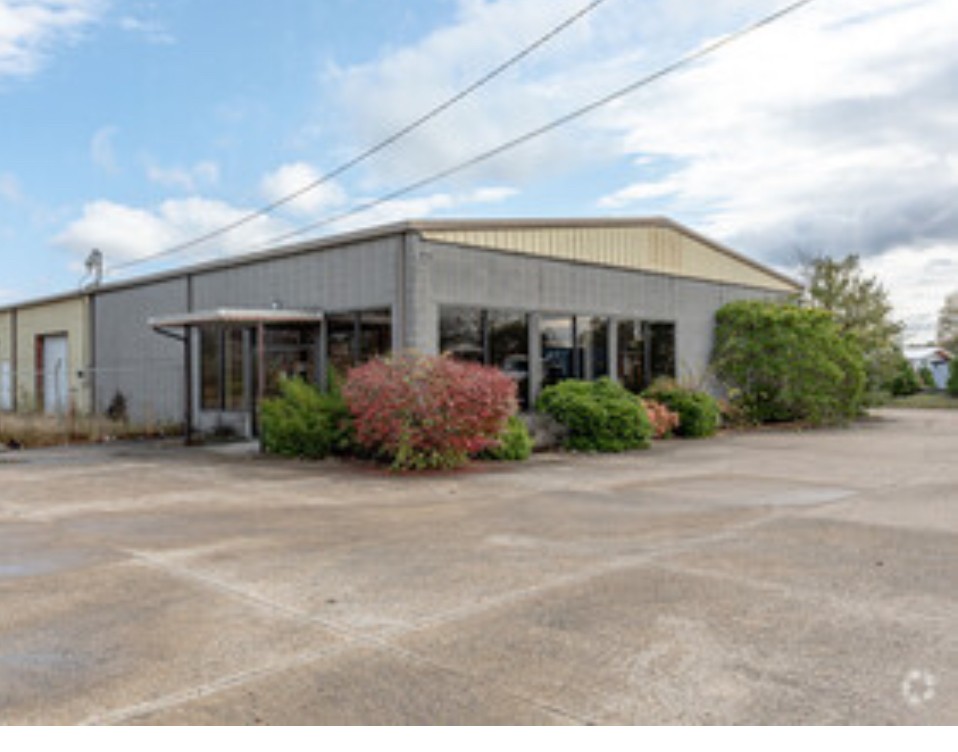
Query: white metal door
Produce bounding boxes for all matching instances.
[42,335,69,414]
[0,360,10,411]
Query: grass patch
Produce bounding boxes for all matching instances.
[0,412,181,449]
[887,392,958,410]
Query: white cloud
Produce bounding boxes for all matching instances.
[0,0,103,79]
[146,160,219,192]
[90,125,119,173]
[117,14,174,45]
[260,162,347,217]
[328,185,519,233]
[0,171,21,203]
[598,178,681,209]
[322,0,627,188]
[593,0,958,260]
[55,197,293,265]
[860,244,958,344]
[53,181,518,270]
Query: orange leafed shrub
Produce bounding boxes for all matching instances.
[642,398,681,439]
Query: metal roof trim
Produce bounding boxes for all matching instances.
[148,308,324,328]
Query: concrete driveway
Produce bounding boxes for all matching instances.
[0,408,955,725]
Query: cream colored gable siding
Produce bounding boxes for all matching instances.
[15,297,91,413]
[420,225,797,293]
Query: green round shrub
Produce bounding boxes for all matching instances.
[642,381,721,438]
[536,377,652,453]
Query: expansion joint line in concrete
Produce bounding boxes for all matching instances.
[83,509,797,726]
[81,547,594,727]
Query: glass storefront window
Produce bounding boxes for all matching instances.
[617,320,646,393]
[575,316,609,381]
[540,315,575,388]
[200,325,221,411]
[224,328,245,410]
[359,309,392,364]
[201,326,254,410]
[488,309,529,407]
[649,322,676,382]
[616,320,676,392]
[263,325,319,397]
[326,309,393,375]
[439,307,484,363]
[327,313,357,376]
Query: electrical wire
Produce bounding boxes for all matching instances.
[109,0,613,273]
[253,0,819,249]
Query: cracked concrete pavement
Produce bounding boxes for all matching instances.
[0,408,955,724]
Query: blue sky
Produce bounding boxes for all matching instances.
[1,0,957,341]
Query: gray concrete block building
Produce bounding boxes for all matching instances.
[1,217,800,437]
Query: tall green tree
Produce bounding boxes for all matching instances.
[712,300,866,425]
[802,255,903,394]
[937,291,958,353]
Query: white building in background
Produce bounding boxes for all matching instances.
[904,346,953,390]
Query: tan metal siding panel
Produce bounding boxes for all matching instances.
[14,297,91,412]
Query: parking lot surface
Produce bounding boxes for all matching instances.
[0,408,955,724]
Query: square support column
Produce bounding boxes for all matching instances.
[528,313,542,409]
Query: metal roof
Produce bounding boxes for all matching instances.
[0,216,802,314]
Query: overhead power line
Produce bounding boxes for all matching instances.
[109,0,613,273]
[255,0,818,249]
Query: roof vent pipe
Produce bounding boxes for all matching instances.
[84,248,103,288]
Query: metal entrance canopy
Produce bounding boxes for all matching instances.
[148,307,325,445]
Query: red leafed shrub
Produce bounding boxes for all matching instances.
[342,353,518,470]
[642,398,681,439]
